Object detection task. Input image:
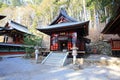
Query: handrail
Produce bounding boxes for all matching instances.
[41,51,53,64]
[61,52,69,66]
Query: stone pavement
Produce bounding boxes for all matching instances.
[0,55,120,80]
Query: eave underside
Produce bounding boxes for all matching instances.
[0,28,30,36]
[37,21,89,36]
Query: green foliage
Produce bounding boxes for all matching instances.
[86,0,120,22]
[100,15,108,23]
[33,0,42,5]
[0,2,8,9]
[0,2,8,12]
[0,0,85,29]
[0,2,7,7]
[24,34,42,58]
[24,34,42,46]
[11,0,22,6]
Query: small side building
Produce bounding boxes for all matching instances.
[37,8,90,55]
[0,20,31,55]
[102,6,120,57]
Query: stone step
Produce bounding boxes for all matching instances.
[45,59,62,63]
[41,51,68,67]
[44,61,62,64]
[44,63,61,66]
[44,58,63,64]
[47,55,66,59]
[50,53,66,56]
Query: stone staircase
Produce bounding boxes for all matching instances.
[41,51,68,67]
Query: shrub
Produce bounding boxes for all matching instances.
[24,34,42,58]
[86,40,112,55]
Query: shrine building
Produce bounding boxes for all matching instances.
[37,8,90,54]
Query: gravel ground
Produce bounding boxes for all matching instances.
[0,56,120,80]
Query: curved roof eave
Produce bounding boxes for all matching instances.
[37,21,89,35]
[38,21,89,30]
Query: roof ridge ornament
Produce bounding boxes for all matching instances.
[60,5,66,9]
[49,6,77,25]
[60,5,67,15]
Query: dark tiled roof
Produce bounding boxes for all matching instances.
[102,6,120,35]
[0,15,6,20]
[5,20,31,34]
[37,21,89,35]
[38,21,89,30]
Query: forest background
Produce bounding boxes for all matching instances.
[0,0,120,48]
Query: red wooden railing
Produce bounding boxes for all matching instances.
[50,43,58,51]
[0,52,25,55]
[109,39,120,50]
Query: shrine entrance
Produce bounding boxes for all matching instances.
[59,40,68,51]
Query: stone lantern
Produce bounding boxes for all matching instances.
[71,44,78,64]
[34,45,39,63]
